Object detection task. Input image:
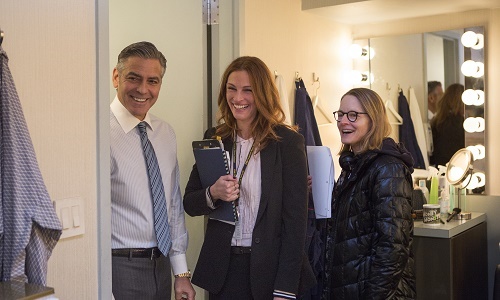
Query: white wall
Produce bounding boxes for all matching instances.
[0,0,99,298]
[238,0,352,175]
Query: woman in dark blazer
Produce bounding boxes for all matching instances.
[184,56,315,300]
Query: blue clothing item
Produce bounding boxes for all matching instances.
[294,79,322,147]
[0,46,62,285]
[294,79,324,300]
[398,90,425,169]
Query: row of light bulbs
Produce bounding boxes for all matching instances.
[461,30,486,189]
[350,44,374,85]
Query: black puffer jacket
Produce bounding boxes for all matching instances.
[323,138,416,299]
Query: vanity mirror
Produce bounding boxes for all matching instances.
[354,26,486,194]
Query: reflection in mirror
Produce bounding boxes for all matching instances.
[355,26,486,194]
[446,148,474,220]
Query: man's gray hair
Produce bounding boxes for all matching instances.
[116,41,167,77]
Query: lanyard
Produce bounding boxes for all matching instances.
[231,131,255,220]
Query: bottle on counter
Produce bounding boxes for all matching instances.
[439,188,450,219]
[418,179,429,204]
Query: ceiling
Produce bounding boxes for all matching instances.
[303,0,500,25]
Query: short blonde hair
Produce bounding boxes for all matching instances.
[338,88,391,154]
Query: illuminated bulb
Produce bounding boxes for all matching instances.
[350,44,363,58]
[476,117,485,132]
[466,145,480,160]
[461,31,484,49]
[463,117,479,132]
[475,90,485,105]
[475,172,486,188]
[467,173,479,190]
[475,144,485,159]
[448,166,465,182]
[349,45,375,60]
[461,173,472,189]
[363,46,375,60]
[350,71,372,85]
[461,60,484,77]
[462,89,477,105]
[473,62,485,78]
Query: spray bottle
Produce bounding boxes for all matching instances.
[418,179,429,204]
[439,186,450,219]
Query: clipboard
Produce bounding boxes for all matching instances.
[192,139,235,224]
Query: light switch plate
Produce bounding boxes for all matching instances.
[53,197,85,239]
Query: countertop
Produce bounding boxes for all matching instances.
[0,281,54,300]
[414,212,486,238]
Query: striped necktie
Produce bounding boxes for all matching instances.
[137,122,172,256]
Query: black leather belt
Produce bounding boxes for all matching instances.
[231,246,251,254]
[112,247,162,259]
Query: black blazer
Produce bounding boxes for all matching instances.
[184,125,315,299]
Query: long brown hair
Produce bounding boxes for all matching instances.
[338,88,391,154]
[215,56,292,150]
[431,83,464,128]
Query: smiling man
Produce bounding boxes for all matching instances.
[110,41,195,300]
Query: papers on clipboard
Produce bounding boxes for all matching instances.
[307,146,334,219]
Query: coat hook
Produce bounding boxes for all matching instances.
[312,72,320,83]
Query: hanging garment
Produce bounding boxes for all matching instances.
[0,46,62,285]
[294,78,322,146]
[398,90,425,169]
[275,74,292,125]
[294,78,324,300]
[408,87,429,169]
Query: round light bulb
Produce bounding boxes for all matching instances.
[467,174,479,190]
[350,44,363,58]
[466,145,480,160]
[362,46,375,60]
[461,174,473,189]
[475,90,485,106]
[461,89,477,105]
[448,166,465,182]
[476,117,485,132]
[461,31,479,48]
[473,62,484,78]
[475,144,486,159]
[475,172,486,188]
[461,60,479,77]
[463,117,479,132]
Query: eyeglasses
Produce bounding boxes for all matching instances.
[333,110,368,122]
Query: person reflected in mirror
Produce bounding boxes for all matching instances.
[183,56,315,300]
[110,41,195,300]
[322,88,416,299]
[427,81,444,121]
[430,83,465,167]
[426,81,444,159]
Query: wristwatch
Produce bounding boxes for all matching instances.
[174,271,191,278]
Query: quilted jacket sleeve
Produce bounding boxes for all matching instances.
[366,159,414,299]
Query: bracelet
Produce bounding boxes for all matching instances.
[207,186,214,201]
[174,271,191,278]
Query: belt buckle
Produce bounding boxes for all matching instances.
[150,248,154,260]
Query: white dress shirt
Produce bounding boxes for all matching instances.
[231,135,261,247]
[110,97,188,274]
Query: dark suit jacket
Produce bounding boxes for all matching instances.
[184,125,316,299]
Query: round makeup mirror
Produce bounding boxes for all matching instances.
[446,148,474,220]
[446,148,474,188]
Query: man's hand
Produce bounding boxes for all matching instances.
[174,277,196,300]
